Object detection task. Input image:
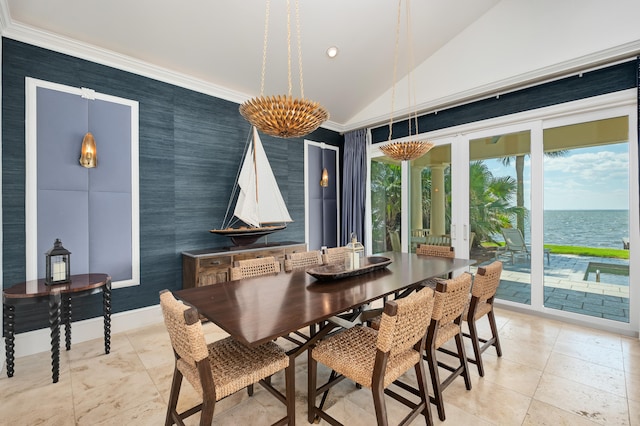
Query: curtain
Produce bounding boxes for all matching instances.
[341,129,368,246]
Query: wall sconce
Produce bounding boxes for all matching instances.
[79,132,97,168]
[320,168,329,187]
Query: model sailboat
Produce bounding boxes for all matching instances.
[210,127,292,246]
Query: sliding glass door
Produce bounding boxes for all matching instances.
[368,90,638,333]
[408,144,452,253]
[542,115,631,322]
[469,130,532,304]
[370,156,402,253]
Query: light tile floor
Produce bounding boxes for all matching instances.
[1,307,639,425]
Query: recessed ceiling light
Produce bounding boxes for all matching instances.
[326,46,339,58]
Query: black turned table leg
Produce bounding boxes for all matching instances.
[3,304,15,377]
[49,292,61,383]
[62,294,72,351]
[103,280,111,354]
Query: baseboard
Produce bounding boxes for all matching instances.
[4,304,163,359]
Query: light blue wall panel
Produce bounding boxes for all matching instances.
[36,86,133,285]
[89,191,132,281]
[36,87,88,191]
[37,189,89,277]
[88,99,132,192]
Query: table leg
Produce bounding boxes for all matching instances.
[3,304,15,377]
[103,280,111,354]
[49,292,61,383]
[285,354,296,426]
[62,294,72,351]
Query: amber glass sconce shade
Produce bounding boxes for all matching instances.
[79,132,97,168]
[320,168,329,187]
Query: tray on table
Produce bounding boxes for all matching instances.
[306,256,392,281]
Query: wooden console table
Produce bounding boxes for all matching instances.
[3,273,112,383]
[182,241,306,288]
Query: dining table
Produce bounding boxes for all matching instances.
[174,251,474,425]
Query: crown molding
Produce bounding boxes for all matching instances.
[0,0,9,35]
[3,20,248,104]
[1,18,346,133]
[345,40,640,133]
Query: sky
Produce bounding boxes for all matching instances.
[485,142,630,211]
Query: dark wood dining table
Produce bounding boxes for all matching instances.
[175,251,474,424]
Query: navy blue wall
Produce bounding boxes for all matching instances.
[2,38,343,332]
[371,61,638,143]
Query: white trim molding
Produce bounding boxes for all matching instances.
[25,77,140,289]
[304,140,341,249]
[1,19,345,133]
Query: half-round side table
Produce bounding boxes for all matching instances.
[3,273,111,383]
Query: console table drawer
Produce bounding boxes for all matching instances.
[233,248,286,262]
[199,256,232,270]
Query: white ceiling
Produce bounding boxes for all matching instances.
[2,0,500,131]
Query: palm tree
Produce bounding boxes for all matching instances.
[469,161,522,245]
[370,161,402,252]
[500,150,567,233]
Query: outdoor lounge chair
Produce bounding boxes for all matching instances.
[496,228,550,264]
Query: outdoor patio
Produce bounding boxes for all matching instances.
[472,251,630,323]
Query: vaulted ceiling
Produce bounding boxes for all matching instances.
[1,0,500,131]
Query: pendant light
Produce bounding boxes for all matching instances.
[380,0,434,161]
[239,0,329,138]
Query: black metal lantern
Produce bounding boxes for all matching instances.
[45,239,71,285]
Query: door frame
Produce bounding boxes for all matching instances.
[304,140,340,249]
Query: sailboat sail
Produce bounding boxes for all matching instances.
[234,127,292,227]
[211,127,292,246]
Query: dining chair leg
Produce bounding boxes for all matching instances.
[467,318,485,377]
[165,368,183,426]
[285,358,296,426]
[372,381,389,426]
[414,360,434,426]
[199,397,215,426]
[455,333,472,390]
[308,349,318,424]
[425,344,446,421]
[488,310,502,357]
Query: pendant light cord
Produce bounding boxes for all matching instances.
[261,0,304,98]
[388,0,402,141]
[260,0,270,97]
[388,0,421,141]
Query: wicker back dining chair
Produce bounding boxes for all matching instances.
[159,290,294,426]
[308,287,436,426]
[425,273,473,421]
[230,256,281,281]
[416,244,456,287]
[463,260,503,377]
[321,246,349,265]
[284,250,322,272]
[416,244,455,258]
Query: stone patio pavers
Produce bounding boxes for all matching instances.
[471,252,630,322]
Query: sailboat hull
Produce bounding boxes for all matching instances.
[210,225,287,246]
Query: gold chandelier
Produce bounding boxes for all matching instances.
[380,0,434,161]
[240,0,328,138]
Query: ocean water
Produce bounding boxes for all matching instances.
[543,210,629,249]
[496,210,630,249]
